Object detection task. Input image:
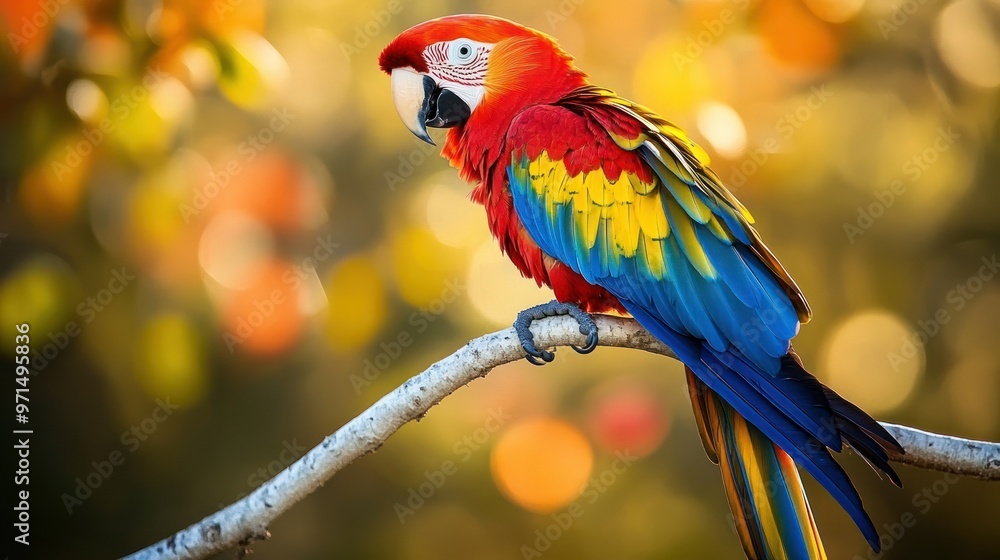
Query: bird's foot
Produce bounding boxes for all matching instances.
[513,300,599,366]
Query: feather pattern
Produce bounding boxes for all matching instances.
[506,96,800,373]
[688,369,828,560]
[383,19,903,557]
[504,87,902,555]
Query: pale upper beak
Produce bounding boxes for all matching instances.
[389,67,471,145]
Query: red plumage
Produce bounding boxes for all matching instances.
[470,102,638,315]
[380,16,621,311]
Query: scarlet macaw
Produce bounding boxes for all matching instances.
[380,15,902,559]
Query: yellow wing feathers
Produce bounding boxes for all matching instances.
[514,91,811,323]
[525,150,680,276]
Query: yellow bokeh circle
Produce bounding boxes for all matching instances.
[820,310,924,414]
[324,255,386,351]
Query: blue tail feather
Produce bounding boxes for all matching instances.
[621,299,895,551]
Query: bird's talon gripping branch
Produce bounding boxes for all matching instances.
[514,300,599,365]
[572,329,599,354]
[524,349,553,366]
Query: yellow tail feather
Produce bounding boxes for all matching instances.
[687,368,827,560]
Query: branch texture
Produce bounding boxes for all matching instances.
[122,315,1000,560]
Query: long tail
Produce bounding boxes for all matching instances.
[688,369,827,559]
[621,302,903,557]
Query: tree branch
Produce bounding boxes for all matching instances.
[121,315,1000,560]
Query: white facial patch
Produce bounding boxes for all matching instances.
[423,38,493,112]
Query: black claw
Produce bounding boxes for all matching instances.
[512,300,599,365]
[572,330,599,354]
[530,349,554,364]
[525,353,547,366]
[521,338,556,366]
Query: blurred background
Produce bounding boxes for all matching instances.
[2,0,999,558]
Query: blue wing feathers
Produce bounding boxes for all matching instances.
[735,244,800,342]
[621,301,880,547]
[715,204,753,245]
[694,225,761,310]
[506,102,898,553]
[667,239,731,352]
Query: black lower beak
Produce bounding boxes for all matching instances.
[421,75,471,130]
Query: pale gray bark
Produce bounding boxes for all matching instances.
[121,315,1000,560]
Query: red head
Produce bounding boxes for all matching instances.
[379,15,587,171]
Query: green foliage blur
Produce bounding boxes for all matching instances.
[2,0,999,558]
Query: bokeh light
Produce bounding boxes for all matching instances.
[585,380,671,458]
[199,211,276,290]
[696,101,747,159]
[324,254,387,351]
[804,0,866,23]
[0,255,78,336]
[944,356,1000,439]
[176,41,221,90]
[216,30,291,109]
[222,259,303,356]
[467,240,553,326]
[66,79,107,123]
[135,313,207,407]
[633,35,714,115]
[759,0,840,68]
[423,174,489,249]
[936,0,1000,89]
[391,225,465,308]
[19,134,92,227]
[491,417,594,512]
[820,310,924,414]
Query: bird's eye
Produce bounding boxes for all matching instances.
[449,40,476,64]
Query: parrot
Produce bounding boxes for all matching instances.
[380,15,903,559]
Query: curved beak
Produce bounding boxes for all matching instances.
[390,67,471,145]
